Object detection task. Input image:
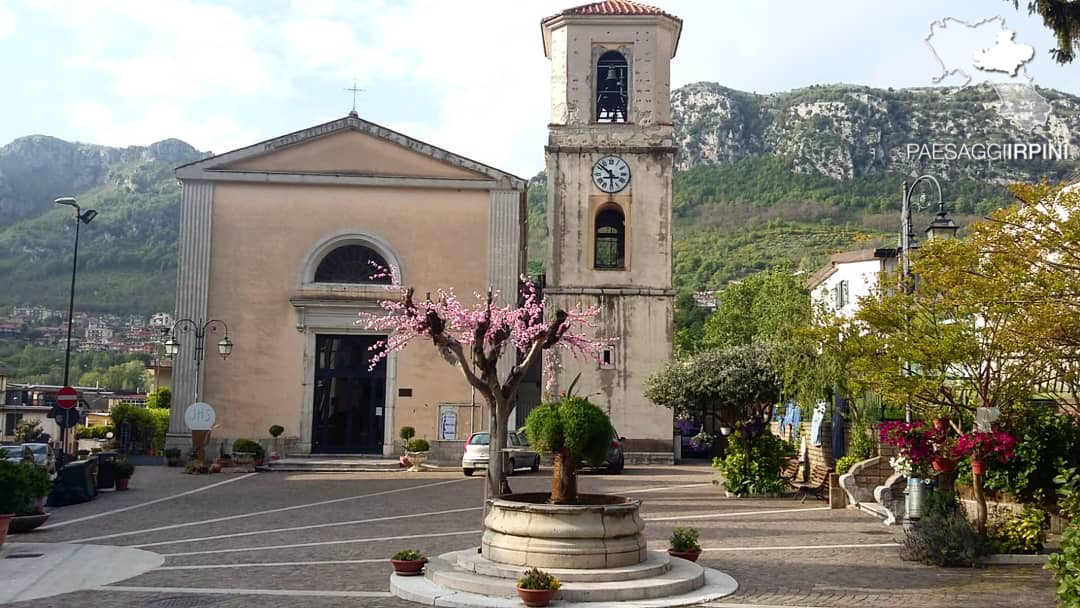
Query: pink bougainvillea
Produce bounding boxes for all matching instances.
[952,431,1016,464]
[879,421,937,467]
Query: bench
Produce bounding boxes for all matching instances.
[791,464,831,502]
[780,458,800,484]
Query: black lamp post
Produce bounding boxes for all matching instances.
[163,319,233,405]
[54,197,97,465]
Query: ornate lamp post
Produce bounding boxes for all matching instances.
[54,196,97,466]
[163,319,233,406]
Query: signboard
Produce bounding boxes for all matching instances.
[184,402,216,431]
[439,406,458,441]
[57,385,78,410]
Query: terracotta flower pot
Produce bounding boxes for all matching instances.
[517,587,557,607]
[391,558,426,576]
[970,459,986,476]
[9,512,49,533]
[667,548,701,562]
[932,457,956,473]
[0,513,13,548]
[115,478,130,491]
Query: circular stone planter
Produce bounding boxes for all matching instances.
[482,493,646,569]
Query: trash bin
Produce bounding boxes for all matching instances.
[46,460,97,507]
[96,451,120,490]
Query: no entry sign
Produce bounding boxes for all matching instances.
[57,386,78,410]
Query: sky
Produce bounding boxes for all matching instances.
[1,0,1077,177]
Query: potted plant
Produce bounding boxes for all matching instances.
[398,426,416,467]
[390,549,427,576]
[114,459,135,491]
[165,448,182,467]
[516,566,561,607]
[232,438,266,469]
[667,527,702,562]
[0,461,53,539]
[268,424,285,460]
[405,438,430,472]
[953,430,1016,476]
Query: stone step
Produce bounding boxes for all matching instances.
[266,456,404,472]
[391,552,738,608]
[429,550,705,603]
[452,548,671,583]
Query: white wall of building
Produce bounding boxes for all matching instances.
[812,259,883,318]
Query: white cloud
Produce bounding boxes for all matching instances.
[0,6,13,39]
[69,99,256,153]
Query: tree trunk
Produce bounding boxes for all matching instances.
[487,397,513,498]
[972,471,987,535]
[550,448,577,504]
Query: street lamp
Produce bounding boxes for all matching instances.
[55,196,97,465]
[163,318,232,406]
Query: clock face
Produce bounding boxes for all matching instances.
[592,156,630,193]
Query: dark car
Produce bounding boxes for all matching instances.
[580,430,624,473]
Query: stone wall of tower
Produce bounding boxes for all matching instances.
[543,14,679,460]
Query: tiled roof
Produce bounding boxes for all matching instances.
[544,1,681,23]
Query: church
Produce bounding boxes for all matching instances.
[165,1,681,464]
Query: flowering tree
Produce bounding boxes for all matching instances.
[357,276,607,497]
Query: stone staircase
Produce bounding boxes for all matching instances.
[266,454,405,472]
[838,456,907,525]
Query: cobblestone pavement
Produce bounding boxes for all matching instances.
[2,464,1057,608]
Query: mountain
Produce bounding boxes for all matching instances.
[3,82,1080,318]
[0,136,206,314]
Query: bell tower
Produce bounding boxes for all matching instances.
[541,2,681,461]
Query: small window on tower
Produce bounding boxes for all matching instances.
[596,51,628,123]
[600,347,615,370]
[594,206,625,269]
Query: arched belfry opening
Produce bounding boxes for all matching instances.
[594,205,626,269]
[596,50,628,123]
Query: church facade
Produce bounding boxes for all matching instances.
[167,1,679,462]
[166,117,526,456]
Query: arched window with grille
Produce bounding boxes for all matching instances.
[596,50,628,123]
[313,244,392,284]
[594,206,625,269]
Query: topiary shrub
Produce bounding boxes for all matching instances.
[268,425,285,438]
[232,439,265,461]
[525,396,614,504]
[0,461,52,515]
[1046,520,1080,607]
[399,426,416,441]
[406,438,430,453]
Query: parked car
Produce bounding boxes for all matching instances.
[462,431,541,477]
[20,443,56,473]
[599,430,625,473]
[1,444,25,463]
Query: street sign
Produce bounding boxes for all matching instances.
[184,402,216,431]
[56,385,78,410]
[55,407,80,429]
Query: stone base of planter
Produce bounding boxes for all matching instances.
[390,548,738,607]
[482,493,647,569]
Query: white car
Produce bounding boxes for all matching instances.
[462,431,540,477]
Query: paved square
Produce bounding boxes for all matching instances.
[0,464,1056,607]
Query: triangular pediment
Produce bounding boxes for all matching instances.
[176,115,523,187]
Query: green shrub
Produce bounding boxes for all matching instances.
[268,425,285,438]
[77,425,113,439]
[399,426,416,441]
[231,439,265,460]
[0,461,52,515]
[983,404,1080,504]
[146,387,171,410]
[848,420,877,460]
[406,438,430,452]
[670,527,701,552]
[114,459,135,480]
[184,460,209,474]
[712,430,794,496]
[1055,467,1080,520]
[1046,520,1080,607]
[111,403,168,454]
[525,396,614,466]
[900,501,987,567]
[517,567,561,590]
[987,506,1050,554]
[835,455,861,475]
[391,549,424,561]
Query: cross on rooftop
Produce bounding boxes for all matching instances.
[345,80,365,117]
